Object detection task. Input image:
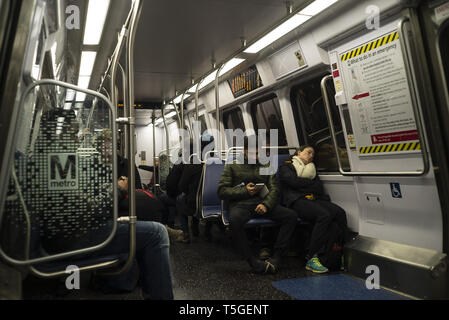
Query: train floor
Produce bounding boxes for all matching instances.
[23,221,330,300]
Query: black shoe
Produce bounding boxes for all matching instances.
[249,259,276,274]
[266,257,279,274]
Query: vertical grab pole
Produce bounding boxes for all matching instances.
[126,0,143,270]
[103,0,143,276]
[181,92,193,140]
[118,62,129,158]
[215,65,224,156]
[173,102,182,132]
[162,104,170,155]
[194,81,202,122]
[152,110,157,192]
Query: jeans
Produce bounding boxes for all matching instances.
[292,198,348,259]
[229,204,297,260]
[80,221,174,300]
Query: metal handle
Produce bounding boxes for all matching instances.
[321,19,430,178]
[101,0,143,276]
[0,79,119,266]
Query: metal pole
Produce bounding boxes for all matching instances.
[162,104,170,155]
[181,92,186,130]
[118,62,129,158]
[152,111,156,191]
[215,64,224,155]
[104,0,143,276]
[194,82,202,122]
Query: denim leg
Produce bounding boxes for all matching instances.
[134,222,173,300]
[87,222,173,300]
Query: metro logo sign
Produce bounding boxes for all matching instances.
[48,153,78,190]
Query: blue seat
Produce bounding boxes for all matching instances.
[200,157,225,219]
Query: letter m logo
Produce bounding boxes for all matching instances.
[48,153,78,190]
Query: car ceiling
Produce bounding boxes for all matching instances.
[89,0,311,107]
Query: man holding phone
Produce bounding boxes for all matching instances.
[218,136,297,274]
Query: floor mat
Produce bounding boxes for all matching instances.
[272,274,410,300]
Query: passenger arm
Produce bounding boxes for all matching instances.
[217,165,251,200]
[279,164,315,190]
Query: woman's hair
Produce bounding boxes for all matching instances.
[296,144,315,155]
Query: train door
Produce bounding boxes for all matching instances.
[289,74,360,232]
[325,7,448,298]
[418,0,449,256]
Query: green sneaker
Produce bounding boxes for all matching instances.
[306,257,329,273]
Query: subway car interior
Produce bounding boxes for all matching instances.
[1,0,449,301]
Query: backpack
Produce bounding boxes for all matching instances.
[318,221,344,271]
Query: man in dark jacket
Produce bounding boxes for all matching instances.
[217,137,297,274]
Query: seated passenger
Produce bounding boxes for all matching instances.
[176,134,215,243]
[97,130,166,223]
[279,145,349,273]
[84,176,174,299]
[217,136,297,274]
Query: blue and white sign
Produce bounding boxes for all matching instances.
[390,183,402,199]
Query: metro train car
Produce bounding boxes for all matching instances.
[0,0,449,302]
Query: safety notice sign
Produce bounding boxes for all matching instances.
[339,30,420,156]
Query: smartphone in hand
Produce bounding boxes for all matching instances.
[255,183,269,198]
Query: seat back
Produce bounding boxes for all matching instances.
[201,158,225,219]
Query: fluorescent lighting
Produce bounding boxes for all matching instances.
[165,112,177,118]
[155,118,164,125]
[188,84,198,94]
[198,70,218,90]
[78,76,90,89]
[66,90,76,102]
[220,58,245,75]
[76,92,86,102]
[31,65,40,79]
[76,76,90,101]
[79,51,97,76]
[300,0,338,16]
[173,94,191,104]
[83,0,111,45]
[244,14,310,54]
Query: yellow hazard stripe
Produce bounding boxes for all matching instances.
[359,142,421,154]
[341,31,399,62]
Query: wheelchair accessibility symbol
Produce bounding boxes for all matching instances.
[390,183,402,199]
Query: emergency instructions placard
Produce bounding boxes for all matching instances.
[339,30,420,156]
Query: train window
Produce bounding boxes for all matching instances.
[250,95,288,146]
[223,107,245,131]
[223,107,245,146]
[290,75,350,172]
